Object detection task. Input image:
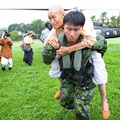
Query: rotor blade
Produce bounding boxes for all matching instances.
[79,8,120,11]
[0,8,70,11]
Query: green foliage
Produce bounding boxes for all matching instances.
[91,11,120,27]
[109,16,117,27]
[91,15,96,21]
[0,29,3,37]
[9,31,23,40]
[116,15,120,27]
[8,19,45,35]
[30,19,45,34]
[0,39,120,120]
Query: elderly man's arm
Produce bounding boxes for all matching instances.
[56,28,97,56]
[44,22,97,56]
[44,28,59,48]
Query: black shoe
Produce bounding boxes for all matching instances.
[9,67,12,70]
[2,67,6,71]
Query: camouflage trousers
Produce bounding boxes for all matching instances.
[59,79,94,120]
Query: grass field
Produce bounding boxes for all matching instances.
[0,37,120,120]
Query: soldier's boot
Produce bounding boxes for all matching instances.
[54,91,61,99]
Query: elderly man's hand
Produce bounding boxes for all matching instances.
[47,37,60,49]
[56,46,68,56]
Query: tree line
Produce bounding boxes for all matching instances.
[91,11,120,27]
[0,19,46,40]
[7,19,46,40]
[8,19,45,34]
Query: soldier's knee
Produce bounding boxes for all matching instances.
[59,96,74,109]
[59,96,67,108]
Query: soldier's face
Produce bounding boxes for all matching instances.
[64,23,82,44]
[48,10,65,30]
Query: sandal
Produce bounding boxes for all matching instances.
[101,104,110,120]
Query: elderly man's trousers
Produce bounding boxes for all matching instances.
[59,79,94,120]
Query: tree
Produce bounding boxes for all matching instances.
[30,19,45,34]
[8,19,45,35]
[100,12,109,27]
[116,15,120,27]
[91,12,120,28]
[110,16,117,27]
[91,15,96,21]
[8,23,22,32]
[9,31,23,41]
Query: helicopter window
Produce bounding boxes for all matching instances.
[95,29,102,35]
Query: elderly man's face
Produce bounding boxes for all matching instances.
[48,10,64,29]
[64,23,82,44]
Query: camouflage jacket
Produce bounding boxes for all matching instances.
[41,44,56,65]
[92,34,108,57]
[58,33,95,90]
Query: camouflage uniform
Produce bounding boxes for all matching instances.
[60,79,94,120]
[92,34,108,57]
[41,44,56,65]
[41,33,107,120]
[57,33,95,120]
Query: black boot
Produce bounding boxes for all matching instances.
[2,67,6,71]
[9,67,12,70]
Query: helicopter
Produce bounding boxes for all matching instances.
[93,21,120,38]
[0,8,120,38]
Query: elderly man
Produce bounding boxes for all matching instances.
[44,5,110,120]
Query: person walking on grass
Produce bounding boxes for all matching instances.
[40,22,53,43]
[42,11,100,119]
[23,30,35,66]
[44,5,110,120]
[0,30,13,71]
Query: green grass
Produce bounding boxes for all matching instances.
[0,38,120,120]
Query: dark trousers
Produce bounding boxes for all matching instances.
[23,48,33,65]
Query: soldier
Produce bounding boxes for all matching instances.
[44,5,110,120]
[42,11,98,120]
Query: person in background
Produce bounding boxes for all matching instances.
[23,30,35,66]
[0,30,13,71]
[40,22,53,43]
